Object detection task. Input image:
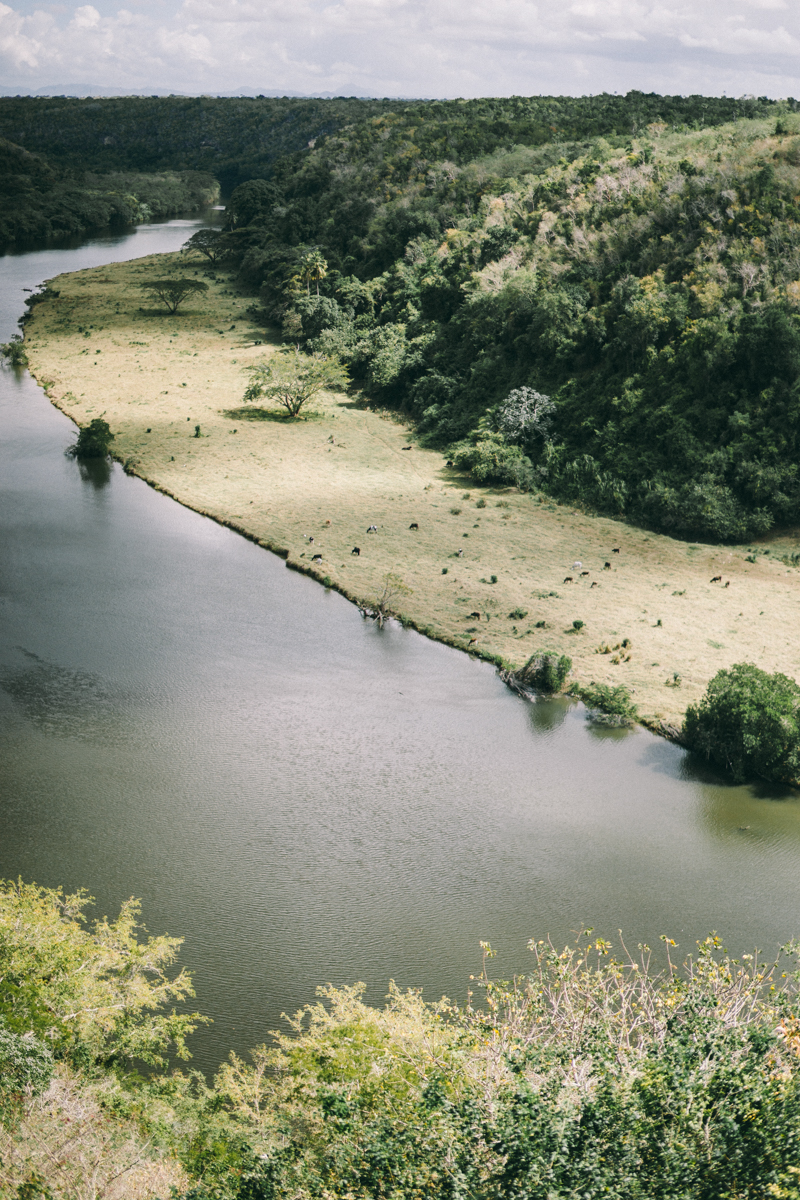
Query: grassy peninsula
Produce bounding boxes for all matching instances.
[24,246,800,730]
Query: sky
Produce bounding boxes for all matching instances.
[1,0,800,100]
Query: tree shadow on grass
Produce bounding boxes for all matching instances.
[221,406,326,423]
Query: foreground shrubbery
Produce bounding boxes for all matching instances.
[5,879,800,1198]
[685,662,800,783]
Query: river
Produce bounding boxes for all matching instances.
[2,219,800,1072]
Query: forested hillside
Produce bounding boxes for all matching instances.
[0,92,782,190]
[214,106,800,542]
[0,137,218,246]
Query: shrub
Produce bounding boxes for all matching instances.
[0,880,203,1067]
[67,418,114,460]
[516,651,572,693]
[684,663,800,783]
[1,335,28,367]
[578,681,638,726]
[450,432,536,489]
[508,608,528,620]
[0,1023,53,1118]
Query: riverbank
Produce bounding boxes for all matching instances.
[23,250,800,727]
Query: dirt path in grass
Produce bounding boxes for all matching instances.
[24,250,800,729]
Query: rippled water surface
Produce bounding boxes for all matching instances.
[2,221,800,1070]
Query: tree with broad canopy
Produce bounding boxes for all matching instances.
[243,348,348,417]
[140,278,208,313]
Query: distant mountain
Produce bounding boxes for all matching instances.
[0,85,383,99]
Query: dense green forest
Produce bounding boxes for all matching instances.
[0,137,218,246]
[205,102,800,542]
[5,878,800,1200]
[0,92,781,190]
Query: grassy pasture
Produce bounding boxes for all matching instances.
[24,250,800,728]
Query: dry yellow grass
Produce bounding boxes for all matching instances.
[24,250,800,728]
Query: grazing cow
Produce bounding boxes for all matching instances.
[367,524,378,533]
[351,547,360,556]
[468,611,481,619]
[409,522,419,530]
[711,575,722,583]
[457,548,464,557]
[468,637,477,646]
[580,570,590,577]
[324,519,331,526]
[312,554,323,562]
[612,547,620,554]
[572,561,582,571]
[603,562,611,569]
[725,580,730,587]
[563,576,573,584]
[308,536,314,543]
[590,581,599,588]
[446,459,454,467]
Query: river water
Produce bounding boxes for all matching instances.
[2,220,800,1072]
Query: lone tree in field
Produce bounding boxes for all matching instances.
[684,662,800,783]
[67,418,115,460]
[182,230,229,264]
[243,348,348,417]
[140,278,208,313]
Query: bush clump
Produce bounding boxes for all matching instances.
[0,1023,54,1120]
[578,681,638,726]
[684,662,800,783]
[1,335,28,367]
[67,418,115,460]
[516,651,572,693]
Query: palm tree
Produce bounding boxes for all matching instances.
[299,250,328,296]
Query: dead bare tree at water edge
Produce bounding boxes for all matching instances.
[358,572,412,627]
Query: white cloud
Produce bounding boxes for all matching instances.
[71,4,100,27]
[2,0,800,96]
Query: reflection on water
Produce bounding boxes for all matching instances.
[2,219,800,1074]
[525,694,573,733]
[1,649,122,744]
[77,457,112,489]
